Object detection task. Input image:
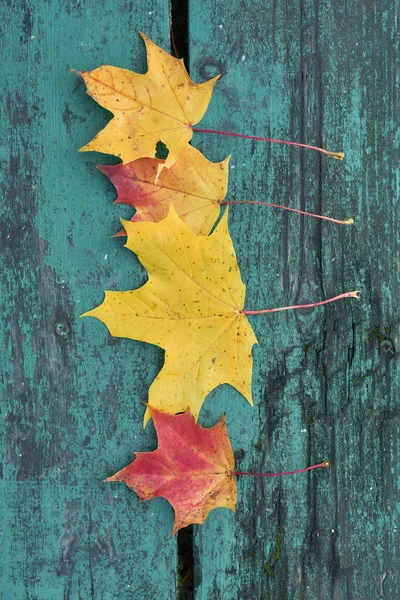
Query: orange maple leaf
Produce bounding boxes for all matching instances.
[99,144,229,236]
[99,142,351,235]
[106,407,236,536]
[74,33,219,172]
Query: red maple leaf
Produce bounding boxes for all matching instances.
[106,407,236,536]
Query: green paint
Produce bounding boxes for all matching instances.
[189,0,400,598]
[0,2,177,598]
[306,408,313,467]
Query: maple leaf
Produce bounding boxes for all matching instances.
[99,144,230,236]
[99,143,351,234]
[82,206,257,425]
[74,33,219,171]
[106,407,236,536]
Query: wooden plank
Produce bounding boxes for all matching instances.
[0,3,176,598]
[189,1,399,598]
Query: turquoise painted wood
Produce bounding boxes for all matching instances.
[1,1,399,599]
[189,1,399,599]
[0,2,177,599]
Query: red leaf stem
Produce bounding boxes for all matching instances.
[222,200,353,226]
[233,460,330,477]
[192,127,344,160]
[242,291,360,315]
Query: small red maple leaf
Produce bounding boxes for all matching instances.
[106,407,236,536]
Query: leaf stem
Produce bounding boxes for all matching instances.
[222,200,353,226]
[242,291,360,315]
[233,460,330,477]
[192,128,344,160]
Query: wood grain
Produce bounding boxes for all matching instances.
[189,1,399,598]
[0,2,176,598]
[1,1,399,599]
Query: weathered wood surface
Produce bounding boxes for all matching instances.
[1,1,399,599]
[0,3,176,599]
[189,1,400,599]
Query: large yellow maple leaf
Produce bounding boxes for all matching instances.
[83,206,257,425]
[75,33,219,171]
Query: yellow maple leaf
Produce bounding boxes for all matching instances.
[99,144,230,236]
[75,32,219,171]
[82,206,257,425]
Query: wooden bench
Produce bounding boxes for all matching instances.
[1,1,398,598]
